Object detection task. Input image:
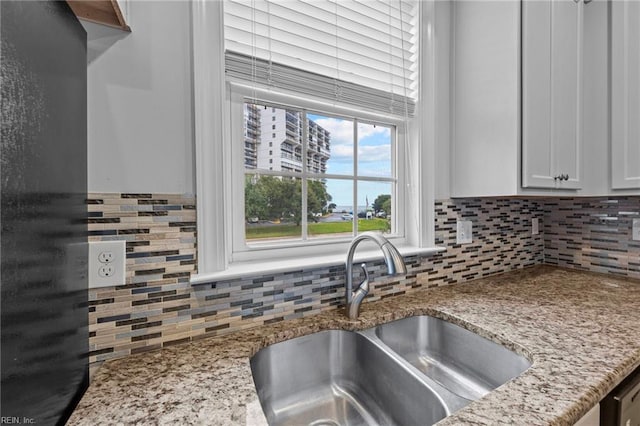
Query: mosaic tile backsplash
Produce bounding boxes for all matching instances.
[87,194,197,362]
[87,195,544,364]
[543,197,640,279]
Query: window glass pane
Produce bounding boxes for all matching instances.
[308,113,353,176]
[357,181,392,234]
[244,103,303,173]
[357,122,392,178]
[307,179,353,239]
[306,115,332,174]
[245,174,302,242]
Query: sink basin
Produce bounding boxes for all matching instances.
[371,316,532,401]
[250,330,451,426]
[251,317,532,425]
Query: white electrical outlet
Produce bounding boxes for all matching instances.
[456,220,473,244]
[89,241,126,288]
[98,251,114,263]
[633,218,640,241]
[98,264,115,277]
[532,218,539,235]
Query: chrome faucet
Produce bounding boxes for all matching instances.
[345,232,407,319]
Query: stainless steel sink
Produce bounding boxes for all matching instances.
[251,317,532,425]
[369,315,532,401]
[250,330,461,426]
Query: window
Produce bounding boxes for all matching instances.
[191,0,434,275]
[228,84,409,262]
[242,101,397,245]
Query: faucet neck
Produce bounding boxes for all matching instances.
[345,234,374,303]
[344,232,407,319]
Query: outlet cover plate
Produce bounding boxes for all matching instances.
[456,220,473,244]
[532,218,539,235]
[89,241,126,288]
[633,219,640,241]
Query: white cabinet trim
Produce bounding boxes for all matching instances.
[611,0,640,189]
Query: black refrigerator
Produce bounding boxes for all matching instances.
[1,1,88,424]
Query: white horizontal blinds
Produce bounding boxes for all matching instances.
[224,0,418,116]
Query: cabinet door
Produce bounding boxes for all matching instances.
[611,0,640,189]
[522,0,583,189]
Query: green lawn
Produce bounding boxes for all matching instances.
[246,219,390,240]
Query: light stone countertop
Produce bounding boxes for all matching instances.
[67,266,640,425]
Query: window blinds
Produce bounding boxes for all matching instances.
[223,0,418,117]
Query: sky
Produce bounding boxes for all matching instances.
[308,113,393,208]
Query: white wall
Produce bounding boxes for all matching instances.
[87,1,194,194]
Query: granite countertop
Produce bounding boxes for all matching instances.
[67,266,640,425]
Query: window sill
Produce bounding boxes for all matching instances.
[190,245,445,285]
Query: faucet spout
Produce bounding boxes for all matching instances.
[345,232,407,319]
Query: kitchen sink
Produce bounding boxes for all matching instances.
[251,317,532,425]
[369,315,532,401]
[251,330,457,426]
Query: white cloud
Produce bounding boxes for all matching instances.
[331,144,354,158]
[313,117,353,145]
[312,117,354,162]
[358,144,391,162]
[358,123,391,140]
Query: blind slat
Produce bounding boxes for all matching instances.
[226,35,413,80]
[226,13,412,54]
[224,0,418,117]
[226,52,415,116]
[225,14,414,67]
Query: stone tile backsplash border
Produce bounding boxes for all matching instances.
[87,195,545,364]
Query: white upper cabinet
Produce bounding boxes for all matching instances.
[451,0,592,198]
[611,0,640,189]
[522,0,583,189]
[451,0,521,198]
[450,0,624,198]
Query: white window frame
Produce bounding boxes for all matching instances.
[191,0,436,279]
[229,83,406,263]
